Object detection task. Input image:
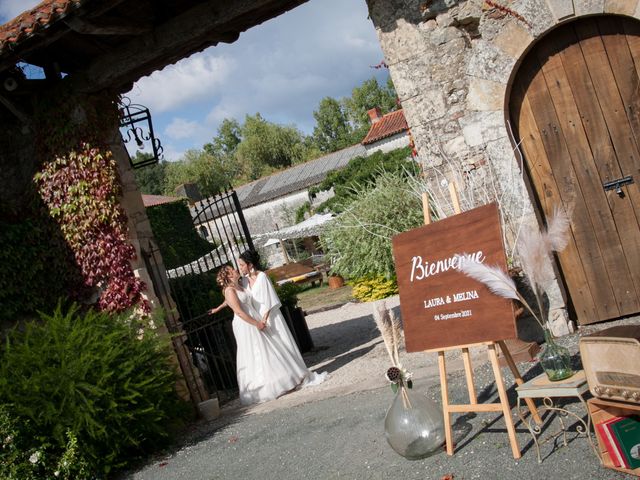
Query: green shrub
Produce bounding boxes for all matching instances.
[295,201,312,223]
[321,171,424,281]
[168,270,227,319]
[0,303,187,478]
[351,276,399,302]
[310,147,418,213]
[275,282,302,309]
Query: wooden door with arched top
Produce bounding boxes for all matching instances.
[509,15,640,325]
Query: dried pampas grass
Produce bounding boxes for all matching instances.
[456,255,519,302]
[518,207,571,294]
[456,205,572,332]
[374,300,402,366]
[456,254,544,329]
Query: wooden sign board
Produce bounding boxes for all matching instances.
[392,202,516,352]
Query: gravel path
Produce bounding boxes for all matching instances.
[121,299,639,480]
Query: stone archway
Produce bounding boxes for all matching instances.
[509,15,640,325]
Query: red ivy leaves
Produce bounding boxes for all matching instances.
[34,143,149,314]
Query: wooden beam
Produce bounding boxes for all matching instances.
[0,93,31,128]
[74,0,309,93]
[65,17,153,36]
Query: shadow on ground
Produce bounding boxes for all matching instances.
[302,313,381,368]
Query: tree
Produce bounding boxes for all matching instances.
[204,118,242,158]
[235,113,308,180]
[132,153,167,195]
[311,97,355,153]
[344,76,398,141]
[163,149,235,197]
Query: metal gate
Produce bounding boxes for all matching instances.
[144,188,254,404]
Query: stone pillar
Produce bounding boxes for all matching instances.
[107,128,209,404]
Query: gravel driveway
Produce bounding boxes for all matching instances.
[121,298,638,480]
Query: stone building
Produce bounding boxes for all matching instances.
[366,0,640,334]
[362,107,412,154]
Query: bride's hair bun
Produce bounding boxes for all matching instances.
[239,250,261,270]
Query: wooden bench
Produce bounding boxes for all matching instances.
[266,262,323,287]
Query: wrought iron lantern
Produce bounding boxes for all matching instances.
[118,96,163,169]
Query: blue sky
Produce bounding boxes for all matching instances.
[0,0,388,161]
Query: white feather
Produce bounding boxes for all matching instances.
[545,206,571,252]
[456,254,519,301]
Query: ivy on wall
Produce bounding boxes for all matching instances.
[146,200,215,270]
[0,217,81,322]
[33,141,148,314]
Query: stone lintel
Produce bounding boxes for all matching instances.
[546,0,575,20]
[575,0,605,16]
[493,20,534,65]
[605,0,639,15]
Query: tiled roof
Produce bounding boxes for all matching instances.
[192,143,367,222]
[362,109,409,145]
[142,194,183,207]
[0,0,85,55]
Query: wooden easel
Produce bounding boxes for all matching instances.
[422,185,541,459]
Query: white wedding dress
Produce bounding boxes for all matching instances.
[232,283,325,405]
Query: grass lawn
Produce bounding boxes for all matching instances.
[297,283,355,312]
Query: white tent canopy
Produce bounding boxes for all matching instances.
[166,214,334,277]
[253,213,334,246]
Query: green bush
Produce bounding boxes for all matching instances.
[275,282,302,309]
[321,170,424,281]
[168,270,228,320]
[309,147,418,213]
[0,303,187,478]
[146,200,215,269]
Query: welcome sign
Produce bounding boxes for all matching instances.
[392,203,516,352]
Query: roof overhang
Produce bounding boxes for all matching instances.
[0,0,309,93]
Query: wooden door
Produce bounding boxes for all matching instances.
[509,16,640,325]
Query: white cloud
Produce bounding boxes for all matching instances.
[124,0,388,147]
[159,144,187,163]
[205,103,245,126]
[126,54,235,113]
[164,117,209,142]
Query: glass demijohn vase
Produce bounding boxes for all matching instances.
[384,385,445,459]
[539,328,573,381]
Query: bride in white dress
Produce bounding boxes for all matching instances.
[237,250,326,387]
[216,265,323,405]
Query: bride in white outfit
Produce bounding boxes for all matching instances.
[216,264,325,405]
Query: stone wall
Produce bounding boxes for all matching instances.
[365,0,640,334]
